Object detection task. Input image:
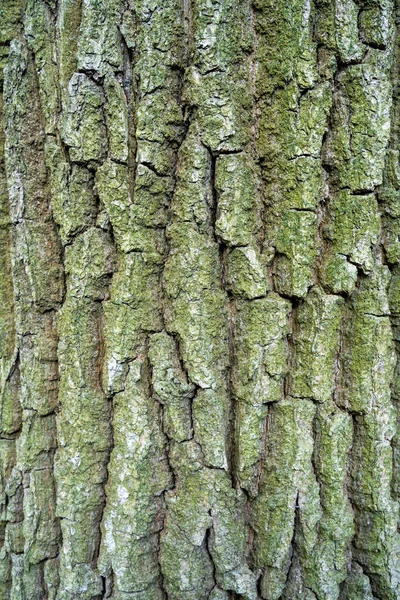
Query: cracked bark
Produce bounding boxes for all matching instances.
[1,1,400,599]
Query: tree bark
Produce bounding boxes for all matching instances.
[1,0,400,598]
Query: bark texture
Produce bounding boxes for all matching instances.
[1,0,400,598]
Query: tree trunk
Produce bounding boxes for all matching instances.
[1,0,400,598]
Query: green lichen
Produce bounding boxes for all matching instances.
[233,294,290,494]
[252,399,319,600]
[98,359,171,599]
[291,287,344,402]
[320,191,380,294]
[2,0,400,598]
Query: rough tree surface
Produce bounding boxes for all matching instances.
[1,0,400,599]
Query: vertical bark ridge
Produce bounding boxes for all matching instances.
[377,2,400,600]
[249,2,329,597]
[382,0,400,511]
[96,2,187,598]
[159,2,259,597]
[248,1,400,599]
[315,1,400,599]
[0,3,24,596]
[4,28,65,598]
